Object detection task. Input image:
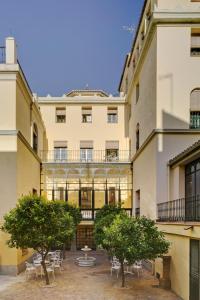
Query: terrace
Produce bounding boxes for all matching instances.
[41,150,131,164]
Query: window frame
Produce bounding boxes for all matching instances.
[55,107,66,123]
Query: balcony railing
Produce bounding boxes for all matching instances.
[190,112,200,129]
[81,208,132,221]
[157,196,200,222]
[41,150,131,163]
[0,47,5,63]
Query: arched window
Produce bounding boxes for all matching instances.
[33,123,38,153]
[190,89,200,129]
[136,123,140,151]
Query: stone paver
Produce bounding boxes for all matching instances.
[0,251,181,300]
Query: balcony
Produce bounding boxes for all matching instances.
[190,112,200,129]
[0,47,5,63]
[41,150,131,163]
[157,196,200,222]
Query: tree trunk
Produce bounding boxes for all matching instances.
[120,260,125,288]
[41,259,50,285]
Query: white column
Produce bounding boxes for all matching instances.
[5,37,17,64]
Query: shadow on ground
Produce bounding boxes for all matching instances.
[0,251,181,300]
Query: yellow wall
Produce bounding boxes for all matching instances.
[156,223,200,300]
[39,100,129,151]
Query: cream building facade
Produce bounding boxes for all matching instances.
[119,0,200,299]
[0,0,200,299]
[0,38,47,274]
[37,90,132,250]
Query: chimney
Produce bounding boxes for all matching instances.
[5,37,17,64]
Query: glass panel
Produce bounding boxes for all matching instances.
[54,148,67,160]
[121,190,132,208]
[95,191,105,208]
[196,170,200,195]
[186,173,196,197]
[68,191,79,206]
[80,149,93,162]
[81,188,92,209]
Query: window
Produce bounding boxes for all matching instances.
[109,187,116,205]
[190,111,200,128]
[81,188,92,208]
[136,123,140,151]
[105,141,119,161]
[56,187,65,201]
[191,29,200,56]
[80,141,93,161]
[135,190,140,217]
[107,107,118,123]
[190,89,200,128]
[82,107,92,123]
[125,76,128,94]
[33,123,38,153]
[132,58,136,72]
[54,141,68,161]
[32,189,37,195]
[56,107,66,123]
[136,83,140,103]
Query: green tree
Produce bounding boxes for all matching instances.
[2,195,75,285]
[62,202,82,226]
[102,214,170,287]
[94,204,124,248]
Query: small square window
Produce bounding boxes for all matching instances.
[107,107,118,123]
[191,29,200,56]
[82,107,92,123]
[56,107,66,123]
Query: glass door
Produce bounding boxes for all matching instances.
[81,188,92,209]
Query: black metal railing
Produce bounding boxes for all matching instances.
[157,196,200,222]
[41,150,131,163]
[190,112,200,129]
[0,47,5,63]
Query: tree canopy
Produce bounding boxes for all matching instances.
[94,204,125,248]
[2,195,75,285]
[95,211,170,287]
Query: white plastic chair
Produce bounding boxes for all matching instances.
[110,262,121,278]
[53,259,62,273]
[25,262,36,280]
[132,261,143,277]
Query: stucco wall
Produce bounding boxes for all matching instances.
[16,138,41,198]
[0,77,16,130]
[133,137,157,219]
[129,32,157,156]
[39,103,128,151]
[157,0,200,10]
[157,25,200,129]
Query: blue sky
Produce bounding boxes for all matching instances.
[0,0,143,96]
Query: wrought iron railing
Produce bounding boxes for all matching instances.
[190,112,200,129]
[157,196,200,222]
[0,47,5,63]
[41,150,131,163]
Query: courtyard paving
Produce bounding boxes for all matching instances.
[0,251,181,300]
